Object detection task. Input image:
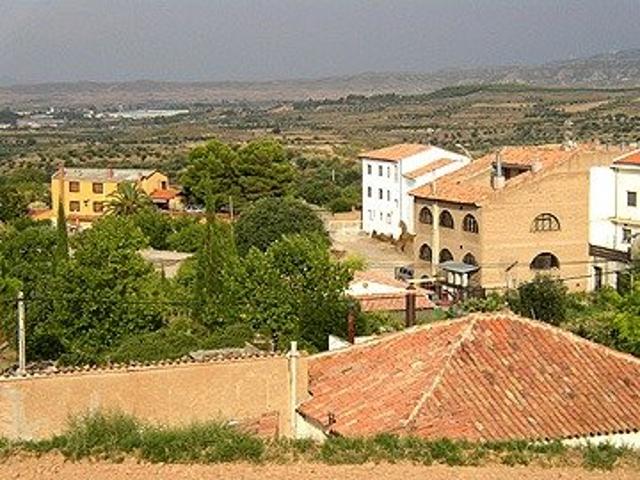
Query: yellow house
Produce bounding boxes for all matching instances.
[51,167,173,226]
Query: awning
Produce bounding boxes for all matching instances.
[439,261,479,274]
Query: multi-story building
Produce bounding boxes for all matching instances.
[410,144,625,294]
[360,144,469,239]
[51,167,177,227]
[589,149,640,289]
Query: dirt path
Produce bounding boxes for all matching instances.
[334,233,412,274]
[2,456,638,480]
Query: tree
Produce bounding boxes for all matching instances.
[131,208,174,250]
[181,138,296,211]
[106,182,152,216]
[235,197,328,254]
[54,200,69,267]
[507,275,568,325]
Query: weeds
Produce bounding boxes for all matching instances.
[0,412,637,471]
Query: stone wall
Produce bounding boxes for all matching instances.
[0,353,308,440]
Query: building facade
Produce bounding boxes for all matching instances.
[588,150,640,289]
[410,144,625,294]
[360,144,469,239]
[51,167,173,226]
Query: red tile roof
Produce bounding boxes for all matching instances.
[410,145,581,205]
[359,144,431,162]
[298,313,640,441]
[150,187,180,200]
[403,158,455,179]
[357,293,433,312]
[613,149,640,166]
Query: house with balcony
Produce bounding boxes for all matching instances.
[410,144,624,296]
[51,167,180,228]
[360,144,469,239]
[588,149,640,289]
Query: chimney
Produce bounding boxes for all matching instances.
[347,308,356,344]
[405,285,416,327]
[531,157,542,173]
[492,150,505,190]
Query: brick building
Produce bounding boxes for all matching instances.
[409,144,624,293]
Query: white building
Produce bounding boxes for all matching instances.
[589,149,640,289]
[360,143,469,238]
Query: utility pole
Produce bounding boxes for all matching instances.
[17,291,26,376]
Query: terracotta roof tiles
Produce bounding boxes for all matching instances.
[298,313,640,441]
[403,158,455,179]
[359,144,431,162]
[613,149,640,166]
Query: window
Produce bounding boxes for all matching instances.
[386,190,390,201]
[368,210,374,220]
[394,166,398,181]
[530,252,560,270]
[593,266,603,290]
[622,227,633,244]
[367,186,372,198]
[69,200,80,212]
[379,212,383,221]
[463,253,478,266]
[69,181,80,193]
[439,210,454,229]
[419,244,432,262]
[386,213,392,224]
[419,207,433,225]
[439,248,454,263]
[378,189,383,200]
[627,191,637,207]
[531,213,560,232]
[462,214,479,234]
[92,201,104,213]
[161,181,167,190]
[367,164,372,175]
[92,182,103,194]
[387,166,390,178]
[378,165,383,176]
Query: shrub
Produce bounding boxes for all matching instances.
[507,275,568,325]
[582,443,627,470]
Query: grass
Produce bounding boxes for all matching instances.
[2,412,638,471]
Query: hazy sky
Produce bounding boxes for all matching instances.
[1,0,638,84]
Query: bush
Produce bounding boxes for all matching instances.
[582,443,627,470]
[327,197,353,213]
[507,275,568,325]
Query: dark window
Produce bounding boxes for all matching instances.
[419,207,433,225]
[378,188,383,200]
[161,181,167,190]
[439,248,454,263]
[530,252,560,270]
[627,191,637,207]
[594,266,603,290]
[367,164,372,175]
[367,186,372,198]
[92,182,103,194]
[378,165,383,176]
[463,253,478,266]
[532,213,560,232]
[622,228,633,243]
[419,244,432,262]
[93,201,104,213]
[387,190,390,201]
[462,214,479,233]
[439,210,454,229]
[69,200,80,212]
[69,181,80,193]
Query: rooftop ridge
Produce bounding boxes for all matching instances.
[403,316,478,430]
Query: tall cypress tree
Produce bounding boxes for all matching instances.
[54,200,69,267]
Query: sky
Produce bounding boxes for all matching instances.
[0,0,639,84]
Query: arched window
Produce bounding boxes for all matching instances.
[463,253,478,266]
[532,213,560,232]
[530,252,560,270]
[419,207,433,225]
[439,210,454,229]
[419,244,432,262]
[462,214,479,234]
[439,248,454,263]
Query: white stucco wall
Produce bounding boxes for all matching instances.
[612,164,640,249]
[361,147,469,238]
[563,431,640,450]
[589,166,616,248]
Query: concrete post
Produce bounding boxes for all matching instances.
[405,285,416,327]
[287,341,299,438]
[432,203,440,277]
[17,291,26,376]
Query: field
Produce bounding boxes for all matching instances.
[1,84,640,183]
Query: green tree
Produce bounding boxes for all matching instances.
[106,182,152,216]
[235,197,328,254]
[507,275,568,325]
[54,201,69,266]
[131,208,174,250]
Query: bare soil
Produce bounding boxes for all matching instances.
[2,455,639,480]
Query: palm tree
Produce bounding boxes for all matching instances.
[106,182,152,216]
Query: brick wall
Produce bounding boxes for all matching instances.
[0,354,308,440]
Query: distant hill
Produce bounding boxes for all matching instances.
[1,49,639,108]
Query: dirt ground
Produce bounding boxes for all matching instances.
[2,456,639,480]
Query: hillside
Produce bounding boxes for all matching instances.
[0,49,639,108]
